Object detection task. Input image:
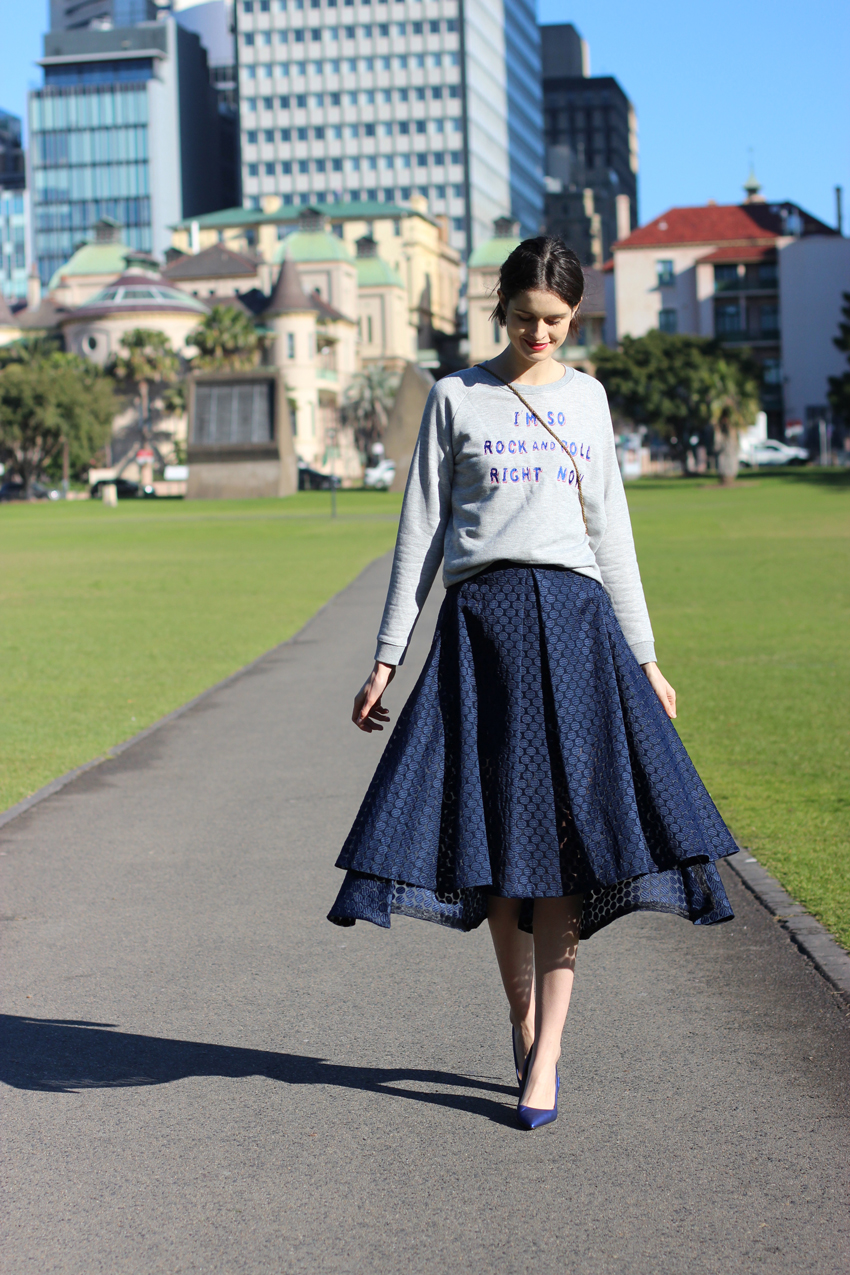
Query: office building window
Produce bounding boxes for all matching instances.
[448,85,460,98]
[296,94,307,106]
[244,1,253,10]
[658,308,677,333]
[416,152,428,167]
[263,96,273,108]
[378,22,389,35]
[348,124,359,137]
[278,30,288,42]
[453,217,464,231]
[397,56,407,69]
[265,162,276,175]
[297,126,308,139]
[400,186,411,199]
[384,187,394,200]
[431,54,442,68]
[656,259,675,287]
[452,183,462,197]
[244,33,255,46]
[411,21,422,33]
[248,163,259,176]
[432,152,444,166]
[314,125,324,138]
[279,95,290,107]
[245,97,257,110]
[364,123,375,136]
[330,92,341,105]
[298,159,308,172]
[247,130,258,144]
[281,160,292,173]
[277,63,289,75]
[398,121,409,134]
[264,129,274,142]
[434,184,445,198]
[431,85,442,98]
[330,124,342,138]
[449,151,461,165]
[396,22,406,33]
[332,157,342,170]
[446,18,458,31]
[415,119,426,133]
[280,127,291,141]
[315,159,325,172]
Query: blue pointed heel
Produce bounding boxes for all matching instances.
[517,1064,559,1131]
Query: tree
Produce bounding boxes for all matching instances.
[110,329,179,440]
[342,362,400,457]
[827,290,850,428]
[707,358,762,484]
[187,304,260,371]
[0,354,115,493]
[594,331,760,477]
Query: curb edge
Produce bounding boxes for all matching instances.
[725,850,850,1007]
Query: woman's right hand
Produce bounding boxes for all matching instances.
[352,661,396,732]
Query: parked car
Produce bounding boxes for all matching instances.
[739,440,809,467]
[297,463,341,491]
[363,458,396,491]
[90,477,156,499]
[0,479,61,501]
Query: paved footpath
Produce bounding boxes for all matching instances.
[2,555,849,1275]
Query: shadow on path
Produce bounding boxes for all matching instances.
[0,1015,517,1126]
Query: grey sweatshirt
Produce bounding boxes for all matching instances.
[375,365,656,667]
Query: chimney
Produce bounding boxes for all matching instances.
[615,193,631,243]
[27,264,41,310]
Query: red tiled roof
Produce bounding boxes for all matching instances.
[614,203,782,249]
[696,244,777,264]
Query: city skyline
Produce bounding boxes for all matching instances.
[0,0,846,234]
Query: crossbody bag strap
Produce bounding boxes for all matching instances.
[475,363,588,533]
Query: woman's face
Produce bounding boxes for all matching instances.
[499,288,576,363]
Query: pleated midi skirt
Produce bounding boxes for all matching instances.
[328,563,737,939]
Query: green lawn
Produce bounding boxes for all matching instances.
[0,491,401,814]
[629,471,850,950]
[1,474,848,948]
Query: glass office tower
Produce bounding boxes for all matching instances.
[234,0,543,256]
[29,18,227,284]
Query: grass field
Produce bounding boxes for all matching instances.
[1,473,848,948]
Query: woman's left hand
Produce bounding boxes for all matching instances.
[642,662,677,719]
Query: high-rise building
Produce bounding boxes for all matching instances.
[540,22,637,265]
[49,0,160,30]
[0,189,31,302]
[172,2,241,208]
[0,109,27,192]
[29,17,230,284]
[233,0,543,257]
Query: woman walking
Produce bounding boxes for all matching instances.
[328,237,738,1130]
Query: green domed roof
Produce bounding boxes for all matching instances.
[468,234,521,269]
[355,255,403,288]
[273,229,354,265]
[48,237,133,292]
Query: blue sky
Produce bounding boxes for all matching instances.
[2,0,847,229]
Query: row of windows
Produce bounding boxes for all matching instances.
[245,187,465,227]
[34,196,150,234]
[244,0,436,11]
[1,244,26,270]
[244,19,456,41]
[35,126,147,168]
[0,193,26,216]
[243,85,459,109]
[34,160,149,202]
[248,153,460,174]
[246,122,460,141]
[30,87,148,132]
[242,54,458,73]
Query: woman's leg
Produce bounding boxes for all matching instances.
[520,894,582,1110]
[487,897,535,1063]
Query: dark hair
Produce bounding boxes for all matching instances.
[490,236,584,333]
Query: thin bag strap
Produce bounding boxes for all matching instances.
[476,363,588,533]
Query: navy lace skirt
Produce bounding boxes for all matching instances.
[328,564,737,939]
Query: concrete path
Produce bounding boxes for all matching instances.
[2,554,849,1275]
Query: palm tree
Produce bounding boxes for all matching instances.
[187,304,260,371]
[110,329,180,470]
[342,363,400,457]
[708,358,761,485]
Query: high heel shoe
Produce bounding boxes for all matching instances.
[516,1063,560,1131]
